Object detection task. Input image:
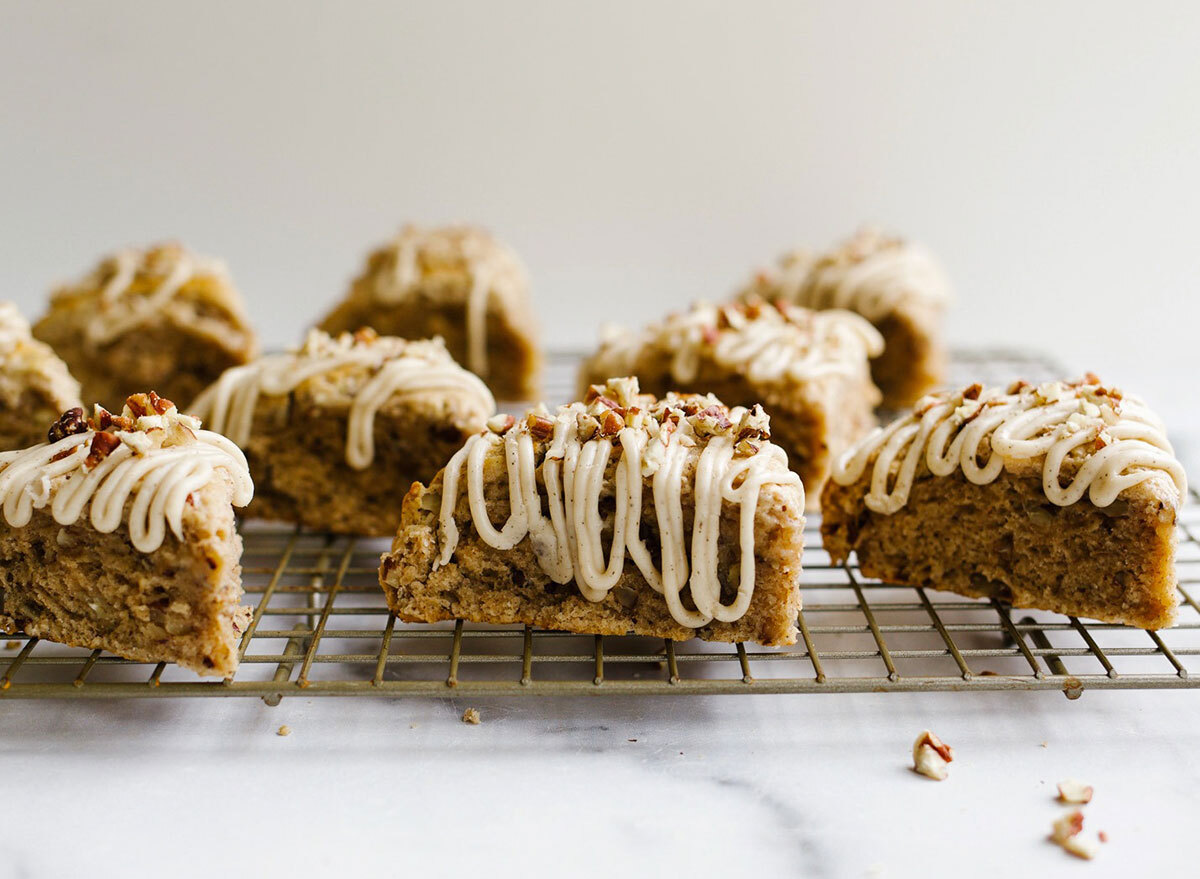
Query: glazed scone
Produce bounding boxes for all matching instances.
[0,393,253,676]
[577,298,882,507]
[190,328,495,535]
[821,376,1186,629]
[32,242,259,409]
[740,227,950,408]
[380,378,806,646]
[0,302,82,450]
[317,224,542,401]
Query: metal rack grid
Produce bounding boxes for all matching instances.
[0,349,1196,702]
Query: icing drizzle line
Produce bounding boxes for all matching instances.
[376,225,528,379]
[0,399,253,553]
[832,378,1187,514]
[190,329,495,470]
[591,299,883,389]
[433,379,804,628]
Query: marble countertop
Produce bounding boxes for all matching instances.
[2,688,1196,877]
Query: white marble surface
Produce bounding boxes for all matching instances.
[0,688,1197,877]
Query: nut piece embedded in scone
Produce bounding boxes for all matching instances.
[32,242,259,409]
[317,224,542,401]
[379,377,807,647]
[738,226,951,408]
[0,394,253,675]
[190,329,495,535]
[578,298,882,507]
[822,377,1186,629]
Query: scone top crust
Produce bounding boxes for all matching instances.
[585,297,883,392]
[40,242,257,355]
[0,392,253,553]
[428,377,805,630]
[742,226,951,322]
[832,375,1187,515]
[0,302,82,411]
[346,223,535,376]
[189,328,496,471]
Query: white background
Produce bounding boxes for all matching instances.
[1,4,1199,877]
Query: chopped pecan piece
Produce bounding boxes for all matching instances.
[912,730,954,780]
[85,431,121,468]
[962,382,983,401]
[91,405,113,431]
[47,408,88,444]
[599,409,624,437]
[353,326,379,344]
[527,414,555,441]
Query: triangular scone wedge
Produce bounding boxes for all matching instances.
[0,302,82,450]
[739,227,950,409]
[317,224,542,402]
[822,376,1186,629]
[190,328,496,535]
[0,393,253,676]
[578,298,880,509]
[33,242,259,409]
[380,378,806,646]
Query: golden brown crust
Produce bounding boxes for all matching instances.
[820,466,1179,630]
[0,303,82,450]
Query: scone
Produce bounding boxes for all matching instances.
[0,302,82,450]
[0,393,253,675]
[740,227,950,408]
[577,298,881,506]
[317,224,541,401]
[821,376,1186,629]
[379,378,806,646]
[190,328,495,535]
[33,242,259,409]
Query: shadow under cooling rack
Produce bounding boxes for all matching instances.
[0,348,1196,703]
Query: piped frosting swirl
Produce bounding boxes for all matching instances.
[743,227,951,322]
[434,378,804,629]
[0,393,253,552]
[832,376,1186,514]
[586,298,883,390]
[190,329,495,470]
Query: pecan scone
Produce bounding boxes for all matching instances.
[317,224,542,401]
[577,298,881,507]
[739,227,950,408]
[0,393,253,675]
[822,376,1186,629]
[190,328,495,535]
[33,242,259,409]
[380,378,806,646]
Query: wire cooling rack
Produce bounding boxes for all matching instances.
[1,349,1196,702]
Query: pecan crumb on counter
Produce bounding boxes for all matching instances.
[277,725,292,737]
[461,708,481,725]
[912,729,954,780]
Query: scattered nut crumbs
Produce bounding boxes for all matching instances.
[912,729,954,780]
[4,640,19,650]
[461,708,481,725]
[1057,779,1094,805]
[277,725,291,737]
[1050,809,1104,860]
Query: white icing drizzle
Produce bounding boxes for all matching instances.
[590,300,883,389]
[78,245,231,345]
[190,330,495,470]
[755,228,951,322]
[375,225,528,378]
[0,408,252,553]
[833,379,1187,513]
[433,381,804,628]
